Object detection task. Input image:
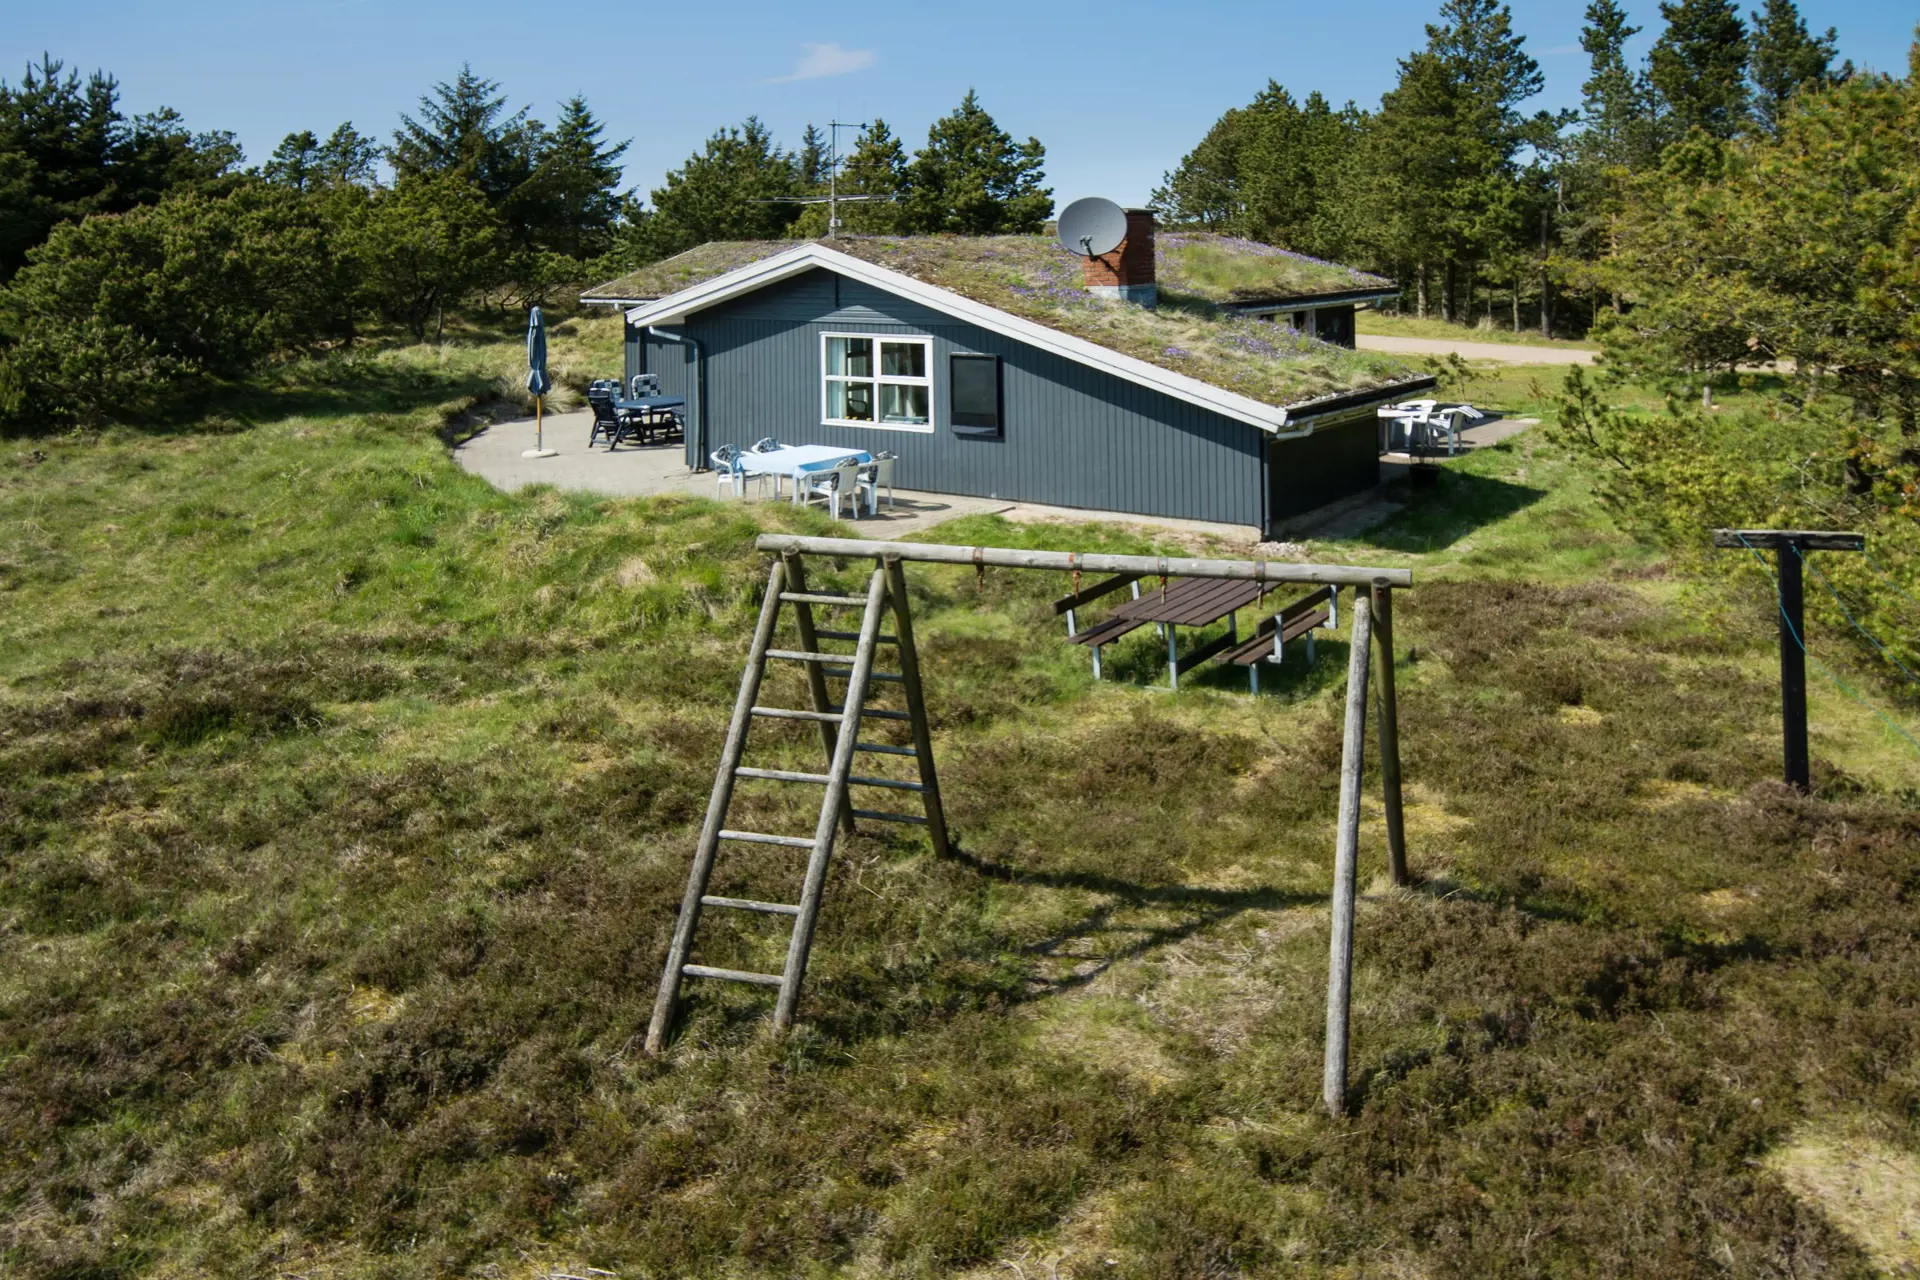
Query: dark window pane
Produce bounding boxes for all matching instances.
[950,353,1001,436]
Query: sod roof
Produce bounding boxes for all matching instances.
[583,234,1418,409]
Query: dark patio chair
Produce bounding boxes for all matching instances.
[587,388,624,448]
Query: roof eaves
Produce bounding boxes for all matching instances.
[628,243,1300,435]
[1226,285,1404,312]
[1284,375,1439,428]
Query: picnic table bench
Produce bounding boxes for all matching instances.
[1060,576,1339,691]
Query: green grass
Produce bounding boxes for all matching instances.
[1360,309,1601,350]
[2,337,1918,1278]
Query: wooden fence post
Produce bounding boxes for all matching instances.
[1325,594,1373,1118]
[1371,582,1409,887]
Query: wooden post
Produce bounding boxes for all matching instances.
[884,556,951,860]
[1710,529,1864,792]
[1325,594,1373,1118]
[1371,582,1409,887]
[1776,548,1810,792]
[647,559,788,1054]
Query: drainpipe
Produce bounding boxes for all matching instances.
[647,326,705,468]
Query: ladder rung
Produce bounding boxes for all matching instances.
[834,706,911,721]
[765,649,856,664]
[682,963,785,987]
[850,775,927,792]
[751,706,844,723]
[718,829,816,849]
[814,629,897,643]
[735,767,831,785]
[851,808,929,826]
[779,592,867,606]
[821,670,907,683]
[855,742,917,757]
[701,895,801,916]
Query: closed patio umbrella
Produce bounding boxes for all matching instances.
[523,306,557,459]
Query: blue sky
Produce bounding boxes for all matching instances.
[3,1,1914,208]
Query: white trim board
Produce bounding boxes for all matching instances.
[625,243,1323,437]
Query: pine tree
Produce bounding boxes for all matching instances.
[263,130,320,190]
[1749,0,1847,137]
[637,117,799,259]
[1649,0,1751,139]
[390,65,535,208]
[796,123,827,189]
[0,56,238,278]
[902,90,1052,235]
[792,118,908,236]
[1357,0,1543,320]
[1578,0,1659,168]
[314,123,378,187]
[522,96,628,260]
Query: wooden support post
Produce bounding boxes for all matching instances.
[884,556,951,860]
[784,552,855,834]
[1710,529,1864,792]
[647,559,788,1054]
[1777,548,1810,792]
[1325,594,1373,1118]
[1371,582,1409,887]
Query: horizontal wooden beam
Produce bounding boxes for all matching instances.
[756,536,1413,589]
[1052,572,1144,616]
[1711,529,1865,552]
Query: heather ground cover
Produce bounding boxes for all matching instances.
[1,338,1917,1278]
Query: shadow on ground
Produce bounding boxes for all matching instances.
[1358,469,1548,553]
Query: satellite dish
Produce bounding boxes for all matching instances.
[1056,197,1128,258]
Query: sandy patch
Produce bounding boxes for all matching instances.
[1769,1123,1920,1275]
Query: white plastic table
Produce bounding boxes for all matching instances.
[736,446,873,507]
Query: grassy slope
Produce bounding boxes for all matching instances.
[2,345,1917,1279]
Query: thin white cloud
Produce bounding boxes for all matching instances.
[769,42,876,83]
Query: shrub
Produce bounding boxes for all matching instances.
[0,182,356,426]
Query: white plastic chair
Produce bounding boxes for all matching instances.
[710,445,744,498]
[802,460,862,520]
[856,451,896,515]
[746,438,785,499]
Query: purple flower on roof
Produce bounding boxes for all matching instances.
[1163,346,1191,359]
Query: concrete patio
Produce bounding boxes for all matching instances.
[453,408,1537,546]
[452,409,1265,543]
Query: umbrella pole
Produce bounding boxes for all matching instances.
[536,395,543,451]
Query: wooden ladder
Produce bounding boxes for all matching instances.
[645,553,949,1052]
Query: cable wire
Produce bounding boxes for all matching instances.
[1862,547,1920,613]
[1794,546,1920,685]
[1733,534,1920,759]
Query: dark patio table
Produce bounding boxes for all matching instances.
[609,395,685,448]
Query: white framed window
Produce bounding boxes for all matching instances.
[821,332,934,432]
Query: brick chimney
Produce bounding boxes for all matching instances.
[1081,208,1158,307]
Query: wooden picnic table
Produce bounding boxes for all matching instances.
[1071,577,1272,689]
[1108,577,1267,626]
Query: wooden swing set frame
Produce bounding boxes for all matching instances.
[652,534,1414,1117]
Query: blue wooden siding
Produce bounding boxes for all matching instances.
[619,267,1380,531]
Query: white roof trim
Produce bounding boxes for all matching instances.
[622,243,1312,435]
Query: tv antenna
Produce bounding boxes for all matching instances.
[750,120,894,238]
[1055,196,1128,258]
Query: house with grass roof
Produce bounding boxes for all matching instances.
[581,212,1432,536]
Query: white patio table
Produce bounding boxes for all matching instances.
[737,445,874,510]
